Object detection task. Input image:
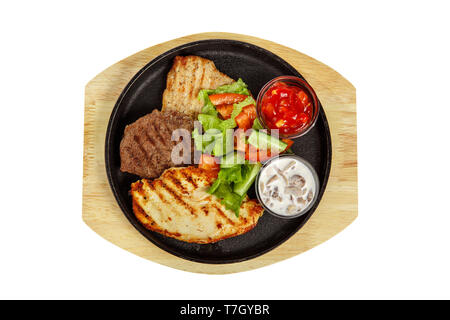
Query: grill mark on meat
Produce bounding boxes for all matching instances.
[149,119,165,146]
[142,129,156,147]
[193,62,204,100]
[133,198,153,224]
[187,60,194,102]
[162,56,234,118]
[130,167,264,244]
[133,183,163,221]
[120,110,194,178]
[134,198,183,239]
[133,135,152,172]
[212,203,235,226]
[188,61,198,99]
[132,180,144,195]
[146,180,155,192]
[151,121,169,153]
[159,180,197,216]
[148,180,167,204]
[164,170,188,195]
[174,64,182,102]
[179,169,198,188]
[164,121,178,149]
[199,65,206,92]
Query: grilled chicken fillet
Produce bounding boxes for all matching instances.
[162,55,234,118]
[131,166,264,243]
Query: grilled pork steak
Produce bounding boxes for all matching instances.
[119,109,194,179]
[162,55,235,118]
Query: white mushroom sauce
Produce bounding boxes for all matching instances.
[257,157,316,216]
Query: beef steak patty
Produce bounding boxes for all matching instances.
[119,109,194,179]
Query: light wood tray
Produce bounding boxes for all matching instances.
[82,32,357,274]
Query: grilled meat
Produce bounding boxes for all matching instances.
[120,109,194,179]
[162,55,235,118]
[131,166,264,243]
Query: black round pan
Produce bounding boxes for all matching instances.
[105,39,332,264]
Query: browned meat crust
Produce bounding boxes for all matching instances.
[130,167,264,244]
[162,55,234,118]
[120,109,194,178]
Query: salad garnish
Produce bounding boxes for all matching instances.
[194,79,292,216]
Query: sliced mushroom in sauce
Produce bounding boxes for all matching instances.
[297,197,307,206]
[285,186,303,197]
[283,161,296,171]
[257,156,317,216]
[275,168,288,184]
[289,174,306,188]
[266,175,279,185]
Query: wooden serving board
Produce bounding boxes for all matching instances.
[82,32,357,274]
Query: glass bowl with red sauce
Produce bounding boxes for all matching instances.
[256,76,319,139]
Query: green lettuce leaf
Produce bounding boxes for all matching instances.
[216,96,256,131]
[197,79,254,133]
[198,114,221,131]
[212,129,234,156]
[198,91,218,116]
[206,160,261,217]
[230,96,255,119]
[192,128,220,153]
[200,78,250,96]
[218,166,243,184]
[233,162,261,197]
[195,78,259,217]
[208,180,244,216]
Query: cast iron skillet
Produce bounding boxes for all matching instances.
[105,39,332,264]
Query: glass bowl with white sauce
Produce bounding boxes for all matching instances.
[255,154,319,219]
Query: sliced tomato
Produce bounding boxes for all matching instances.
[216,104,234,119]
[235,104,257,130]
[244,138,294,162]
[235,111,251,130]
[281,139,294,150]
[244,145,273,162]
[242,104,257,120]
[255,149,274,162]
[199,154,219,171]
[209,93,247,106]
[243,144,256,162]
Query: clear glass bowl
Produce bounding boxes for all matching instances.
[256,75,319,139]
[255,154,320,219]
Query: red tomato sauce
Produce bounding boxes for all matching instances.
[261,82,313,135]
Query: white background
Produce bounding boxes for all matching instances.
[1,0,449,299]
